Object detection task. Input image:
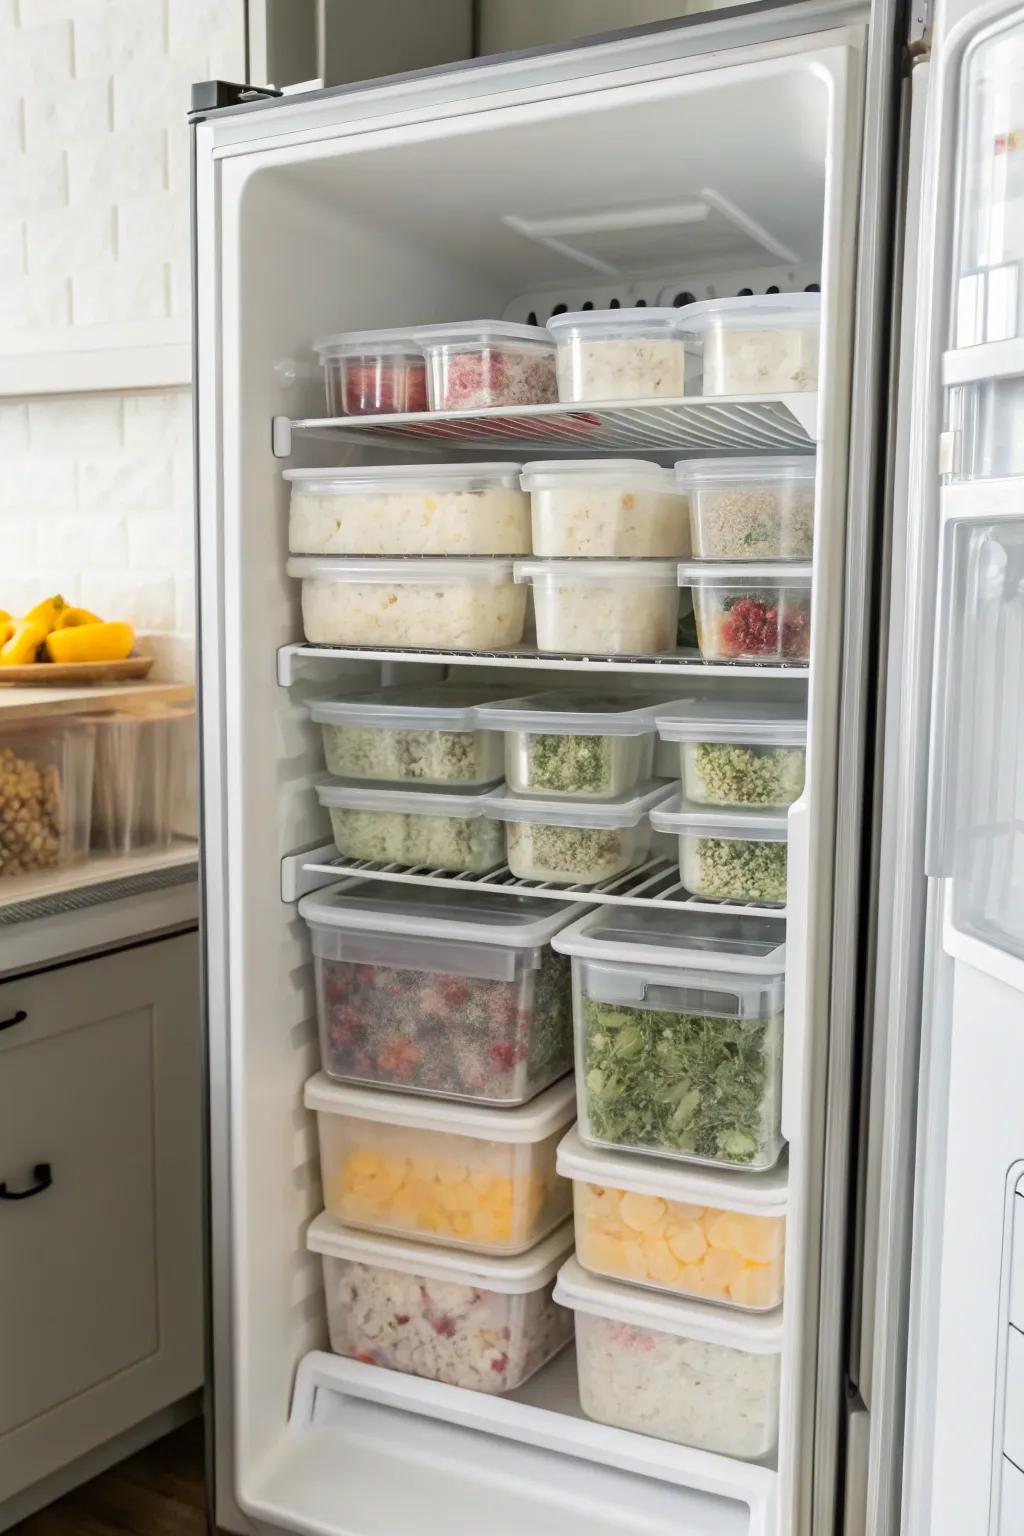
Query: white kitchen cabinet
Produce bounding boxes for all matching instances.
[0,932,203,1519]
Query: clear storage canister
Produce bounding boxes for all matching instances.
[314,328,427,416]
[515,558,681,656]
[88,703,194,853]
[650,797,789,906]
[681,560,812,665]
[554,1257,783,1459]
[414,321,558,410]
[309,682,508,786]
[286,556,527,649]
[553,903,787,1170]
[547,308,692,402]
[300,879,583,1104]
[674,454,816,560]
[558,1127,787,1311]
[317,779,504,873]
[655,699,807,809]
[0,718,95,879]
[521,460,691,557]
[285,463,530,557]
[682,292,820,395]
[474,688,666,800]
[304,1072,576,1254]
[308,1212,575,1391]
[482,780,674,887]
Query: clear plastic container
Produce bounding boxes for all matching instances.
[0,718,95,879]
[650,797,789,906]
[314,329,428,416]
[674,454,816,560]
[414,321,558,410]
[308,1212,575,1391]
[680,560,812,664]
[546,309,692,402]
[521,460,691,557]
[515,558,681,656]
[554,1256,783,1459]
[309,683,509,786]
[305,1073,576,1254]
[317,780,504,873]
[558,1126,786,1311]
[285,463,530,557]
[481,780,674,886]
[552,903,787,1169]
[655,700,807,810]
[682,293,820,396]
[88,703,195,854]
[286,556,527,649]
[301,879,584,1103]
[474,689,668,800]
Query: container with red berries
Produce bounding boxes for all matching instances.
[414,321,558,411]
[315,328,428,416]
[679,562,812,665]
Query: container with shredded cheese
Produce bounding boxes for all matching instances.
[674,454,816,559]
[547,309,693,402]
[521,460,691,557]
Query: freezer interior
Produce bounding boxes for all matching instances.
[200,31,863,1536]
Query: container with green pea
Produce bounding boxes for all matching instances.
[650,797,789,907]
[656,700,806,810]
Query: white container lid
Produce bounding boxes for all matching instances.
[553,1256,783,1351]
[474,688,674,738]
[299,878,587,947]
[308,682,513,733]
[412,320,555,351]
[316,779,496,818]
[516,558,679,589]
[677,560,813,588]
[482,779,674,829]
[680,292,821,333]
[286,556,517,585]
[520,459,678,492]
[546,307,686,341]
[550,902,786,974]
[556,1126,787,1217]
[303,1070,577,1143]
[650,794,789,841]
[283,463,523,494]
[655,699,807,748]
[313,327,423,358]
[673,454,816,489]
[307,1211,574,1293]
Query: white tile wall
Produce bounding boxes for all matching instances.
[1,0,246,680]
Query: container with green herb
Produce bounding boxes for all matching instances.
[656,699,806,809]
[482,780,675,886]
[650,797,789,906]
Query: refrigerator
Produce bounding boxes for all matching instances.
[188,1,1024,1531]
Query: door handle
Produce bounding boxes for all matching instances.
[0,1163,52,1201]
[0,1010,27,1032]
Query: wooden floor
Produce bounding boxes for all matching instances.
[12,1421,211,1536]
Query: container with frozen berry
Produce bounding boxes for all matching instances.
[679,561,812,665]
[414,321,558,410]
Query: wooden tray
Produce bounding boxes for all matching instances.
[0,653,154,686]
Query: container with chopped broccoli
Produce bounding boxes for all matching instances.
[656,700,807,809]
[475,689,667,801]
[309,684,508,787]
[649,795,789,906]
[482,780,675,887]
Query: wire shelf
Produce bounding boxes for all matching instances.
[275,394,818,457]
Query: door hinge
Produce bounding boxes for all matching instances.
[189,80,283,117]
[906,0,932,62]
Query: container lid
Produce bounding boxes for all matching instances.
[412,320,555,350]
[650,794,789,841]
[286,556,516,585]
[299,878,587,947]
[316,779,495,818]
[515,558,679,588]
[673,454,816,489]
[550,903,786,973]
[308,682,516,732]
[677,560,812,588]
[655,699,807,747]
[556,1127,787,1216]
[553,1256,783,1351]
[303,1070,577,1143]
[284,463,523,494]
[313,327,423,359]
[307,1211,574,1293]
[520,459,677,492]
[680,292,821,333]
[474,688,674,738]
[482,779,674,829]
[546,307,685,340]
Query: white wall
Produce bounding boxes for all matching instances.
[0,0,246,679]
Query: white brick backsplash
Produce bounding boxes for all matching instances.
[113,55,200,131]
[0,92,22,156]
[23,74,111,150]
[1,574,84,619]
[73,257,170,326]
[0,456,76,511]
[28,395,124,450]
[142,631,194,682]
[67,128,166,206]
[7,18,73,83]
[0,405,29,452]
[128,512,193,572]
[122,389,191,452]
[86,572,177,631]
[7,151,67,218]
[78,451,175,514]
[51,513,129,570]
[0,273,69,329]
[117,191,187,269]
[27,203,115,274]
[0,221,25,281]
[0,513,40,569]
[71,0,164,78]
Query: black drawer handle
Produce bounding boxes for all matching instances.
[0,1163,52,1201]
[0,1010,27,1032]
